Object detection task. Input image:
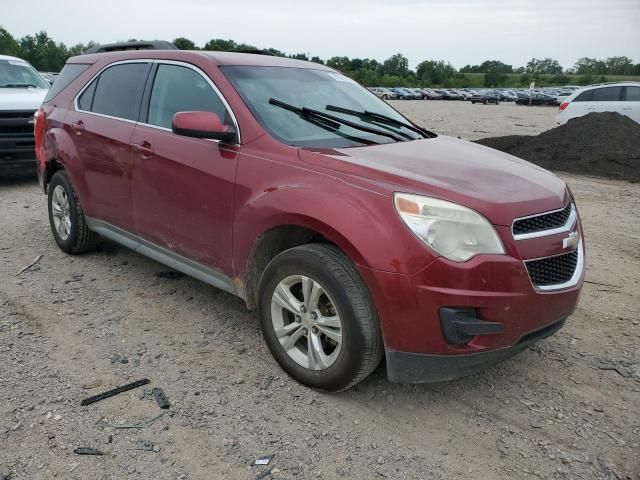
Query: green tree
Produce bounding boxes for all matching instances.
[604,56,634,75]
[0,27,20,56]
[289,53,309,61]
[67,41,98,56]
[173,37,197,50]
[525,57,563,75]
[203,38,237,51]
[326,56,352,72]
[382,53,409,77]
[310,56,324,65]
[416,60,455,85]
[18,31,68,71]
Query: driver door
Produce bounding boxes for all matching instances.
[130,62,239,275]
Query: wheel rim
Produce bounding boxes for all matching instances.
[51,185,71,241]
[270,275,343,371]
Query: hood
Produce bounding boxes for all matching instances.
[0,87,48,111]
[298,135,568,226]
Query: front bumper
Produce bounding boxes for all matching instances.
[386,317,565,383]
[358,239,584,383]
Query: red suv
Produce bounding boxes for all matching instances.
[35,49,585,391]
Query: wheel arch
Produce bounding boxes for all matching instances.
[241,216,368,311]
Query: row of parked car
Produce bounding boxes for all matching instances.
[369,86,581,106]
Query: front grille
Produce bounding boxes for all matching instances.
[0,111,35,119]
[526,250,579,287]
[513,203,573,236]
[0,110,36,161]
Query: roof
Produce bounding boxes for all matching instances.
[67,49,333,71]
[582,81,640,89]
[0,54,29,62]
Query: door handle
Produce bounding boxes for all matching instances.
[132,142,154,157]
[70,121,85,132]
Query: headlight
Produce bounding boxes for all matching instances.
[394,193,505,262]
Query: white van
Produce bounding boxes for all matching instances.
[556,82,640,125]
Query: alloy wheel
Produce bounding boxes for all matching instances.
[270,275,343,370]
[51,185,71,241]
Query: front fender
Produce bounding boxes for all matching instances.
[232,143,437,281]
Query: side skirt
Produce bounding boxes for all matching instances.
[85,217,238,297]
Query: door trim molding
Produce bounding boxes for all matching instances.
[86,217,238,296]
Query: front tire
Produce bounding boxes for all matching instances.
[48,171,99,254]
[258,244,383,391]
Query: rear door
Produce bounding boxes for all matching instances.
[622,85,640,123]
[129,61,239,274]
[70,61,151,231]
[588,86,624,115]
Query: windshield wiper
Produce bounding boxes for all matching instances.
[325,104,436,138]
[1,83,41,88]
[269,98,404,143]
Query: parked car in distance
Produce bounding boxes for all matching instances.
[495,90,517,102]
[557,82,640,124]
[421,89,442,100]
[39,72,59,85]
[0,54,51,178]
[391,87,414,100]
[516,93,556,106]
[36,47,584,391]
[433,89,455,100]
[470,91,501,104]
[369,87,397,100]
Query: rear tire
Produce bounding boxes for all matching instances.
[258,244,383,392]
[48,171,99,254]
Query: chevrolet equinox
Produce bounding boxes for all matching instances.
[35,49,585,391]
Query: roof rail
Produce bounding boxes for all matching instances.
[232,48,275,56]
[588,80,640,87]
[84,40,177,54]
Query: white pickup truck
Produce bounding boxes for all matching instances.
[0,55,49,178]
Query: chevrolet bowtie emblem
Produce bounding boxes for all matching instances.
[562,231,579,250]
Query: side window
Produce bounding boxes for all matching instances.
[147,64,229,129]
[91,63,150,121]
[591,86,623,102]
[77,78,97,111]
[573,90,593,102]
[624,86,640,101]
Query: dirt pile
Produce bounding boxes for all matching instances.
[475,112,640,182]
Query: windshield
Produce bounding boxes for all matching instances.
[221,66,423,148]
[0,59,50,89]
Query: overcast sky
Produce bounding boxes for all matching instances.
[4,0,639,69]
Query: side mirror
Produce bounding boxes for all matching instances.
[171,111,237,143]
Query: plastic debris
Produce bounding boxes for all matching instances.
[255,455,274,465]
[80,379,150,406]
[152,387,171,409]
[74,447,106,456]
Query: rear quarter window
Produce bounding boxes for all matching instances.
[43,63,91,103]
[90,62,150,121]
[624,86,640,101]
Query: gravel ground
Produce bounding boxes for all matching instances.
[1,102,639,480]
[391,99,558,140]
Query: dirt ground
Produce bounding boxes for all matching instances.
[1,102,638,480]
